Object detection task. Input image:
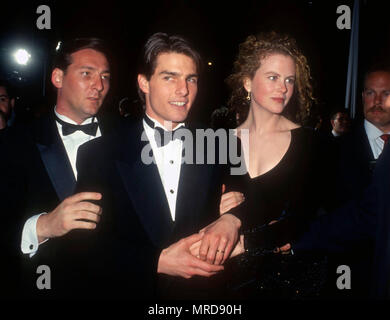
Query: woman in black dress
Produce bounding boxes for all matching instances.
[219,31,329,299]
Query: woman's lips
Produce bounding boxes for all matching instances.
[271,97,284,103]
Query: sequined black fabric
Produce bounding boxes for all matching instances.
[224,250,327,299]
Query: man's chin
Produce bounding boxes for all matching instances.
[170,113,189,124]
[85,105,101,116]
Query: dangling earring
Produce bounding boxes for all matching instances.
[246,91,251,101]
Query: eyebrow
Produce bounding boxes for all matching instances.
[364,87,389,90]
[264,71,295,78]
[79,66,110,73]
[0,94,8,98]
[159,71,198,78]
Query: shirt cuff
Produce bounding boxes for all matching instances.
[21,213,49,258]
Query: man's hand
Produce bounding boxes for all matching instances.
[36,192,102,243]
[197,213,241,265]
[157,233,224,279]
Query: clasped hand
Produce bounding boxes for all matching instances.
[157,213,243,279]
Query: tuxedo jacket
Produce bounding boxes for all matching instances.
[293,142,390,299]
[0,111,117,299]
[74,118,244,299]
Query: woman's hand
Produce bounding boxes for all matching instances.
[190,234,245,260]
[273,243,292,255]
[219,184,245,215]
[230,234,245,258]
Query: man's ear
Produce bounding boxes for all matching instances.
[51,68,64,88]
[137,74,149,94]
[10,98,15,109]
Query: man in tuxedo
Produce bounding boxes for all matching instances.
[0,38,115,298]
[75,32,243,299]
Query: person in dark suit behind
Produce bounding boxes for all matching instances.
[335,66,390,206]
[319,65,390,298]
[330,109,351,138]
[75,32,244,299]
[0,38,116,299]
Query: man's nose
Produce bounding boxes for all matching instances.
[374,93,382,105]
[176,79,189,96]
[92,75,104,92]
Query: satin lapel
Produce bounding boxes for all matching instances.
[115,121,174,248]
[35,114,76,201]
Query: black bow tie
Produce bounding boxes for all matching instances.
[144,116,184,147]
[55,116,98,136]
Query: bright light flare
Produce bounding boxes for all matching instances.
[13,49,31,65]
[56,41,62,51]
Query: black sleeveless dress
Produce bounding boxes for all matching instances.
[221,127,328,299]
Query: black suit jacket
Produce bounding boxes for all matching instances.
[333,123,375,206]
[0,111,117,299]
[321,123,377,298]
[74,118,244,299]
[293,142,390,299]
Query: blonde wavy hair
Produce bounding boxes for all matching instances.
[226,31,316,125]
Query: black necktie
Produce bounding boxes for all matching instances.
[143,116,184,148]
[55,116,98,136]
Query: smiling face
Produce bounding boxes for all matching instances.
[244,53,296,115]
[138,52,198,128]
[362,71,390,132]
[52,48,110,124]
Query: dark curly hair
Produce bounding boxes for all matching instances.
[226,32,316,125]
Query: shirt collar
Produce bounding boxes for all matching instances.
[144,113,185,131]
[364,119,387,140]
[54,106,97,125]
[331,129,340,137]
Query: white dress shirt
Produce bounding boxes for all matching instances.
[331,129,340,137]
[364,119,390,159]
[143,115,184,221]
[21,108,101,257]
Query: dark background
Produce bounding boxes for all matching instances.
[0,0,389,125]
